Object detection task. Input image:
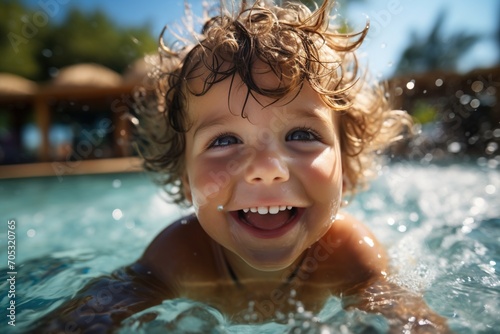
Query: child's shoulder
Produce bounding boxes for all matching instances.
[144,214,208,253]
[314,212,388,289]
[138,215,216,285]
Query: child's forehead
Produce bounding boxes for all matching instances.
[188,69,309,106]
[185,58,293,96]
[186,71,332,123]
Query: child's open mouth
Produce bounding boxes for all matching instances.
[229,206,304,239]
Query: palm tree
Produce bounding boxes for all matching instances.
[395,10,481,75]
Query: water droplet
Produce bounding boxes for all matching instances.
[470,197,487,215]
[112,179,122,188]
[49,67,59,78]
[394,87,403,96]
[485,184,496,194]
[471,80,484,93]
[487,158,498,169]
[468,135,480,145]
[27,229,36,237]
[463,217,475,225]
[406,81,415,90]
[486,86,496,95]
[435,78,443,87]
[112,209,123,220]
[477,157,488,167]
[363,236,375,247]
[42,49,53,58]
[485,142,498,154]
[470,99,480,109]
[320,325,333,334]
[181,219,188,225]
[461,225,472,233]
[397,225,407,232]
[447,142,462,153]
[422,153,433,162]
[459,94,471,105]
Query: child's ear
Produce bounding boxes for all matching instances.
[181,173,193,204]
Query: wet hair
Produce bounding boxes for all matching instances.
[133,0,412,206]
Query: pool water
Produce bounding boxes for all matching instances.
[1,161,499,333]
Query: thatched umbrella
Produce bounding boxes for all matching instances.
[0,73,38,102]
[36,63,127,161]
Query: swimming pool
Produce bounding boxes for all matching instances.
[1,161,499,333]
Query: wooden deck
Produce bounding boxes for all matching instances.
[0,157,143,179]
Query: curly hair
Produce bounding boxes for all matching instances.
[133,0,412,206]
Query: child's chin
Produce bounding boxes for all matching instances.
[240,249,302,272]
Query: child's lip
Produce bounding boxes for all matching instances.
[229,207,305,239]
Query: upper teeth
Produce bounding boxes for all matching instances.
[243,206,293,215]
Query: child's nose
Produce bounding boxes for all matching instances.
[244,149,289,185]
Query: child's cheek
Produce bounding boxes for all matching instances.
[307,148,341,178]
[189,157,235,209]
[302,148,342,197]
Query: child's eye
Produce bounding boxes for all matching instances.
[286,128,321,142]
[208,133,241,148]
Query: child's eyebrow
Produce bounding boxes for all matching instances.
[294,107,330,120]
[291,106,335,125]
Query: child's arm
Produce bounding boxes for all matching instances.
[336,214,451,333]
[30,262,171,333]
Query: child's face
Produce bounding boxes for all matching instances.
[182,69,342,272]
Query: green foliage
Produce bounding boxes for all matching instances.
[0,0,157,81]
[0,0,45,78]
[395,10,482,75]
[411,100,438,125]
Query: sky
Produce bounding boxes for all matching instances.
[21,0,500,78]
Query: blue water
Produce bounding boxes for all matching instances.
[1,161,499,333]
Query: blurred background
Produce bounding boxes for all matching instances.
[0,0,499,177]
